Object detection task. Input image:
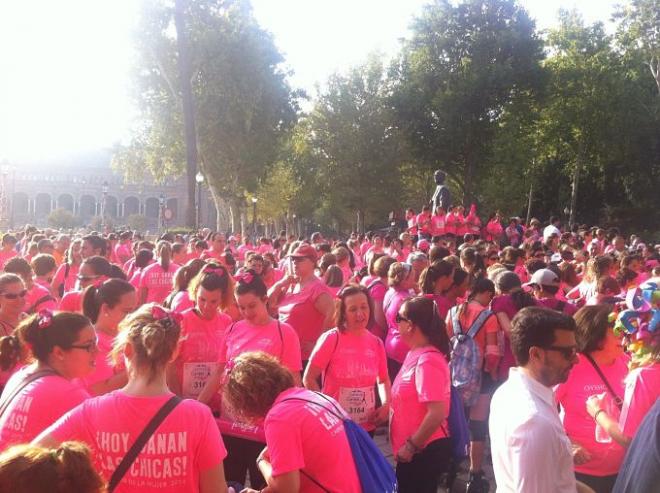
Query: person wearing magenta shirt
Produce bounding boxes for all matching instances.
[201,232,227,264]
[267,244,334,363]
[59,255,112,314]
[418,260,455,320]
[224,352,362,493]
[51,238,82,299]
[169,263,233,401]
[304,284,391,433]
[80,279,136,396]
[199,270,302,491]
[556,305,629,493]
[138,241,180,305]
[383,262,416,381]
[0,312,93,450]
[390,296,452,493]
[35,304,228,493]
[3,257,56,315]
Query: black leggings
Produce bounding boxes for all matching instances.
[575,472,618,493]
[222,434,266,489]
[396,438,451,493]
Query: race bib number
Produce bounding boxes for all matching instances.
[338,386,375,424]
[182,362,217,398]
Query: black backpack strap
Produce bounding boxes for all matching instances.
[0,369,58,419]
[583,354,623,409]
[107,395,182,492]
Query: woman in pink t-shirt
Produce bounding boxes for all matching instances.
[556,304,629,493]
[0,311,93,450]
[163,258,205,313]
[169,263,233,401]
[3,257,57,315]
[418,260,455,320]
[224,352,362,493]
[59,255,112,314]
[35,304,228,493]
[0,274,27,390]
[390,296,452,493]
[138,241,179,305]
[304,284,391,432]
[364,255,397,340]
[51,238,82,299]
[199,270,302,490]
[80,279,136,396]
[383,262,415,379]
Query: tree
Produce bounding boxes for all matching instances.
[112,0,298,231]
[47,208,78,229]
[126,214,148,231]
[391,0,544,204]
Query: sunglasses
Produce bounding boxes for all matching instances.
[0,290,28,300]
[69,339,99,353]
[544,345,577,360]
[395,313,410,324]
[77,275,101,282]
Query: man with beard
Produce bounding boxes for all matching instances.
[489,307,583,493]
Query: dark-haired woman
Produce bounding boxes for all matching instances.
[492,271,537,380]
[391,296,452,493]
[59,255,111,313]
[80,279,136,396]
[35,304,228,493]
[198,270,302,490]
[4,257,57,315]
[0,312,93,449]
[304,284,390,432]
[556,304,628,493]
[0,274,27,391]
[166,258,205,313]
[170,263,233,401]
[223,352,362,493]
[138,241,179,305]
[128,248,153,289]
[419,260,455,320]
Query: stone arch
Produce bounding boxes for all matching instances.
[124,196,140,217]
[80,195,96,218]
[166,198,178,220]
[12,192,29,215]
[57,193,74,212]
[145,197,159,219]
[35,193,52,217]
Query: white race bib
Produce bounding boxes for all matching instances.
[182,362,218,398]
[338,386,376,424]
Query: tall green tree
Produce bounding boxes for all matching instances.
[391,0,544,204]
[113,0,298,231]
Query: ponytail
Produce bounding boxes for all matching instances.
[404,296,450,358]
[157,241,172,272]
[0,335,22,371]
[82,279,136,324]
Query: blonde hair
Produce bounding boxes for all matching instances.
[0,441,104,493]
[387,262,412,288]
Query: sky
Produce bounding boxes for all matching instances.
[0,0,622,161]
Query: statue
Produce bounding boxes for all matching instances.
[431,170,452,212]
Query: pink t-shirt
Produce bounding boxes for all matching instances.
[555,354,629,475]
[170,290,194,313]
[175,308,232,399]
[219,319,302,372]
[80,331,117,394]
[0,249,18,269]
[430,214,446,237]
[390,347,450,456]
[46,391,226,493]
[52,262,79,295]
[384,287,412,363]
[620,363,660,438]
[139,262,180,304]
[308,328,387,430]
[265,388,361,493]
[24,283,56,314]
[59,290,82,313]
[0,368,89,449]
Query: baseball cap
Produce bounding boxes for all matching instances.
[288,244,318,262]
[525,268,560,288]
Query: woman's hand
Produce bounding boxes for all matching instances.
[586,393,607,419]
[571,443,592,465]
[395,444,414,463]
[368,404,389,426]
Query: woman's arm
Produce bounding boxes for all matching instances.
[370,377,392,425]
[89,370,129,396]
[302,364,322,392]
[257,448,301,493]
[396,401,447,462]
[199,464,228,493]
[267,276,294,310]
[197,365,225,405]
[495,312,512,336]
[314,292,335,329]
[586,396,632,448]
[138,287,148,305]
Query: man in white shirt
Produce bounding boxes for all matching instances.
[543,216,561,242]
[490,306,582,493]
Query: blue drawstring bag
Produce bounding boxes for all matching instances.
[447,385,470,462]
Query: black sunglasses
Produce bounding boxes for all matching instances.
[544,345,577,360]
[0,290,28,300]
[77,275,101,281]
[69,339,99,353]
[395,313,410,324]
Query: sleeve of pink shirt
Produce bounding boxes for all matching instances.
[280,323,303,372]
[265,414,306,476]
[194,406,228,470]
[416,353,450,404]
[307,329,338,372]
[46,399,88,443]
[376,339,388,382]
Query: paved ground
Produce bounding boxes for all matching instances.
[373,427,496,492]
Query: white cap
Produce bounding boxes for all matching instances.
[525,268,559,288]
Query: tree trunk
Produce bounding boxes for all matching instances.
[174,0,198,228]
[569,158,581,228]
[240,209,247,239]
[526,181,533,225]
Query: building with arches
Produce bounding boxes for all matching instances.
[2,150,217,230]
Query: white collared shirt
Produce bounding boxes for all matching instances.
[490,367,577,493]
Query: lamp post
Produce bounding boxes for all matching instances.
[159,193,166,231]
[195,171,204,230]
[292,213,297,237]
[251,197,258,240]
[563,206,570,228]
[101,180,109,231]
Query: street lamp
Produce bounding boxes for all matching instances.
[251,197,258,239]
[195,171,204,230]
[159,193,166,231]
[101,180,109,230]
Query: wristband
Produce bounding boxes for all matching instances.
[594,409,605,421]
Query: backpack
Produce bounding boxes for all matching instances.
[283,392,397,493]
[449,305,493,406]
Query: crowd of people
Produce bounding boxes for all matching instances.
[0,211,656,493]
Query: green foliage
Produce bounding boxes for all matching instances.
[126,214,148,231]
[47,208,79,229]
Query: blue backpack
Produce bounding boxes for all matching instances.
[446,385,470,462]
[283,392,397,493]
[449,306,493,406]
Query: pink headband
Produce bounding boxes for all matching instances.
[235,272,254,285]
[151,305,182,328]
[37,310,53,330]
